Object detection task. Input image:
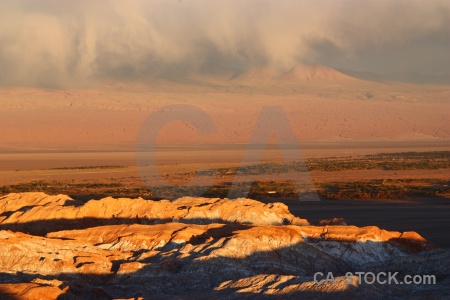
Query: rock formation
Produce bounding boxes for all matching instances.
[0,193,448,299]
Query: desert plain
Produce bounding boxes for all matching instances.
[1,0,450,298]
[0,67,449,299]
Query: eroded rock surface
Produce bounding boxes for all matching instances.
[0,193,448,299]
[0,193,308,235]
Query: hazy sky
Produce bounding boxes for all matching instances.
[0,0,449,87]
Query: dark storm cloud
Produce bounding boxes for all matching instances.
[0,0,449,87]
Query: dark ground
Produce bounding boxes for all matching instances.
[270,198,450,248]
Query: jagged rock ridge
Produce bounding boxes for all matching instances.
[0,193,448,299]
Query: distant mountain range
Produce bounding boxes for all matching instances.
[184,64,450,86]
[230,64,355,84]
[335,68,450,85]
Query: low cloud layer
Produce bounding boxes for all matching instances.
[0,0,449,87]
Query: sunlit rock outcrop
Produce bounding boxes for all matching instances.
[0,193,447,299]
[0,193,308,235]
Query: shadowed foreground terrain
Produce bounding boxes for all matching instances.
[0,193,448,299]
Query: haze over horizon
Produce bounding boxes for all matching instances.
[1,0,449,88]
[0,0,449,151]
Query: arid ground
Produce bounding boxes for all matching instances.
[1,148,449,246]
[1,0,450,297]
[1,69,449,299]
[1,147,449,299]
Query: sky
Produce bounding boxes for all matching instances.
[0,0,449,87]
